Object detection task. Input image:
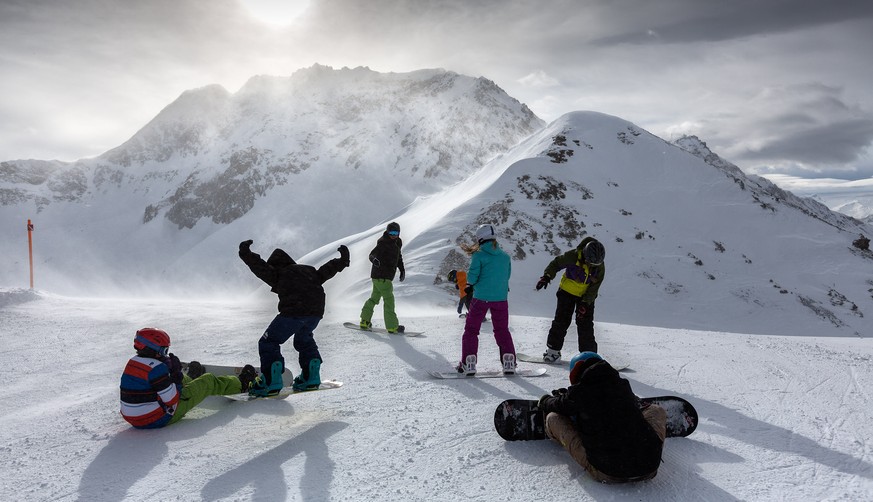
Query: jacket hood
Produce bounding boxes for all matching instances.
[267,248,296,267]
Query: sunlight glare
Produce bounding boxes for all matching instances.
[241,0,311,26]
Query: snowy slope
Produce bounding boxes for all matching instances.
[1,289,871,501]
[0,65,542,295]
[310,112,872,338]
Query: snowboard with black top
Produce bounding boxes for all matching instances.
[494,396,698,441]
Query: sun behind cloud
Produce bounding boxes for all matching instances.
[241,0,311,26]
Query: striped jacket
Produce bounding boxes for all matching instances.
[119,356,180,429]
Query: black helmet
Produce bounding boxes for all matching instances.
[582,240,605,266]
[447,270,457,282]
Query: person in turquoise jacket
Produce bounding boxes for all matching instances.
[456,224,517,375]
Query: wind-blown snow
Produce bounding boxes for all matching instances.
[1,289,871,501]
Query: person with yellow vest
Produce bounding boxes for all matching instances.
[535,237,606,362]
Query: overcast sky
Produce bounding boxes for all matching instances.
[2,0,873,181]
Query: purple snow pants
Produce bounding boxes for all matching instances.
[461,298,516,363]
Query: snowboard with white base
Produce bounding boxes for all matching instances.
[343,322,424,337]
[224,380,344,401]
[428,367,547,379]
[182,362,343,400]
[516,352,630,371]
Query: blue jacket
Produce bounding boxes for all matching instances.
[467,241,511,302]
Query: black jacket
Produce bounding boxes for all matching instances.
[239,247,347,317]
[539,360,663,477]
[368,233,404,280]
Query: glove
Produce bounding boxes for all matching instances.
[337,245,350,265]
[551,387,568,397]
[167,353,183,386]
[577,302,592,317]
[537,394,552,412]
[239,239,253,252]
[371,256,381,267]
[399,269,405,282]
[464,284,474,296]
[535,275,550,291]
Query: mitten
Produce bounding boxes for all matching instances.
[535,275,551,291]
[399,269,405,282]
[337,245,350,266]
[167,353,183,386]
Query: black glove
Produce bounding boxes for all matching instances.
[337,245,350,266]
[551,387,568,397]
[239,240,253,252]
[536,275,551,291]
[577,302,592,317]
[537,394,552,412]
[464,284,474,296]
[167,353,183,386]
[399,269,405,282]
[371,256,381,267]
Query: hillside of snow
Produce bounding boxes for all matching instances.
[0,65,542,294]
[296,111,871,338]
[1,290,871,501]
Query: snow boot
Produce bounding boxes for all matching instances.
[455,354,477,376]
[502,353,516,374]
[292,359,322,391]
[543,348,561,363]
[387,325,405,334]
[238,364,257,393]
[249,361,285,397]
[359,319,372,330]
[186,361,205,379]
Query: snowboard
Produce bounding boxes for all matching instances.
[343,322,424,337]
[428,367,547,379]
[494,395,698,441]
[181,362,343,399]
[223,380,343,401]
[515,352,630,371]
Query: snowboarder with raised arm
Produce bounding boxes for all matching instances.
[120,327,257,428]
[535,236,605,362]
[359,221,406,333]
[456,224,517,375]
[239,240,350,396]
[538,352,667,483]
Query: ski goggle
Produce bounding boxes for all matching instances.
[388,230,400,236]
[136,335,170,356]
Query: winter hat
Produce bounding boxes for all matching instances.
[568,351,602,383]
[475,224,496,244]
[387,222,401,235]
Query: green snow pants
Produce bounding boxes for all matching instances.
[360,278,399,330]
[168,373,242,424]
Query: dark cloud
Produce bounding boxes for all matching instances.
[591,0,873,45]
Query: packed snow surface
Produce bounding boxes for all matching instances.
[2,289,871,501]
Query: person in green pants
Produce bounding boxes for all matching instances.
[120,328,257,429]
[359,222,406,333]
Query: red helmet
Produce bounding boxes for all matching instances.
[134,327,171,356]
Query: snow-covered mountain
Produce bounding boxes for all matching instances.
[0,65,543,292]
[1,67,871,338]
[313,111,871,338]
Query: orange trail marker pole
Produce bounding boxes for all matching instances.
[27,219,34,289]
